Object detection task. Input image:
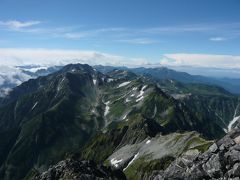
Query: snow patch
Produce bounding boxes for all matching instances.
[130,94,135,97]
[136,96,144,102]
[223,128,228,133]
[104,101,110,116]
[110,158,123,168]
[137,85,147,98]
[57,77,65,91]
[146,140,151,144]
[228,116,240,132]
[31,102,38,110]
[135,85,147,102]
[152,104,157,118]
[125,98,131,103]
[123,152,139,171]
[93,79,97,85]
[228,104,240,132]
[107,78,114,82]
[60,78,65,83]
[122,113,128,120]
[118,81,131,88]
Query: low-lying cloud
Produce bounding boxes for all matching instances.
[0,48,240,70]
[0,48,149,67]
[161,53,240,69]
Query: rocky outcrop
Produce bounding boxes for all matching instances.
[35,159,126,180]
[149,128,240,180]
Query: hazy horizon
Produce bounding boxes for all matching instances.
[0,0,240,78]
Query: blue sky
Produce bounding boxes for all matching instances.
[0,0,240,71]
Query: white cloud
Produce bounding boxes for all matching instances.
[0,49,239,70]
[143,23,240,36]
[1,20,240,43]
[0,48,150,67]
[143,25,213,34]
[161,53,240,69]
[116,38,159,45]
[0,65,31,84]
[0,65,32,97]
[0,21,125,40]
[0,49,240,79]
[61,28,126,40]
[0,20,41,30]
[209,37,227,42]
[63,32,88,40]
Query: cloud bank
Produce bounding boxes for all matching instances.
[0,48,149,67]
[161,53,240,69]
[0,49,239,83]
[0,48,240,70]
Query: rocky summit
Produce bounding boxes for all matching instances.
[35,159,126,180]
[149,128,240,180]
[0,64,239,180]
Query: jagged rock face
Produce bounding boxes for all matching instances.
[0,64,107,180]
[149,128,240,180]
[157,79,240,138]
[35,159,126,180]
[0,63,239,180]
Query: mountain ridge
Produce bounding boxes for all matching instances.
[0,63,239,179]
[95,65,240,95]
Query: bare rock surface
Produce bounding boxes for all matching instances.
[149,129,240,180]
[36,159,126,180]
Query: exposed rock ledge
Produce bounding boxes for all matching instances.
[149,128,240,180]
[35,159,126,180]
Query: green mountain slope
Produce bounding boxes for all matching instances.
[158,79,240,133]
[0,64,239,180]
[0,64,106,180]
[95,65,240,94]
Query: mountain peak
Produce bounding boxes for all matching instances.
[107,69,138,81]
[59,63,95,74]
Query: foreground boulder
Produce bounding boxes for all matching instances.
[149,128,240,180]
[35,159,126,180]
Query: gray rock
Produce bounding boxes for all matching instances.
[232,163,240,177]
[231,178,240,180]
[202,154,222,178]
[163,163,186,179]
[35,159,126,180]
[209,143,218,153]
[224,149,240,165]
[150,128,240,179]
[232,144,240,151]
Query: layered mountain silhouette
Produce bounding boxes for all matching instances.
[0,64,239,180]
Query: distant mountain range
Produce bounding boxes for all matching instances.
[0,64,239,179]
[95,65,240,95]
[0,65,240,98]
